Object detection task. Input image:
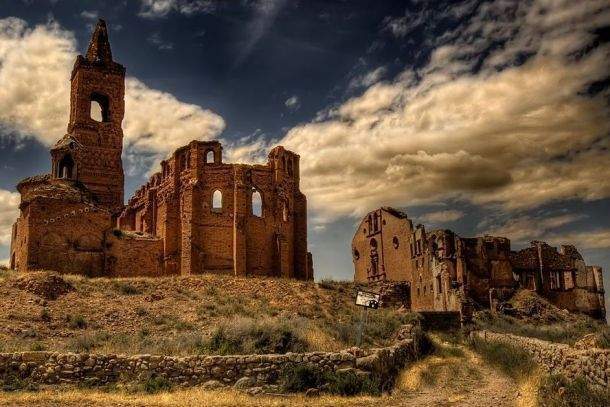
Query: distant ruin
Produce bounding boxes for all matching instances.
[351,207,605,320]
[10,20,313,280]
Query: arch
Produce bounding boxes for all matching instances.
[353,248,360,261]
[58,154,75,179]
[252,188,263,217]
[205,150,215,164]
[392,236,399,249]
[90,93,109,122]
[212,189,222,211]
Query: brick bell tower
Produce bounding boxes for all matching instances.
[50,19,125,213]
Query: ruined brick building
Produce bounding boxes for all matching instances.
[9,20,313,280]
[352,207,605,320]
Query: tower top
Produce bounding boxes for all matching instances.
[86,19,113,64]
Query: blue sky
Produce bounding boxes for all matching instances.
[0,0,609,302]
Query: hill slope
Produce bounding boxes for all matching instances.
[0,270,413,356]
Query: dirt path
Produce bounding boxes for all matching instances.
[389,345,523,407]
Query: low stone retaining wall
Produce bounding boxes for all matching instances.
[473,330,610,388]
[0,327,420,391]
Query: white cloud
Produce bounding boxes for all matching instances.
[421,210,464,224]
[147,32,173,50]
[0,189,19,246]
[138,0,215,18]
[349,67,387,90]
[284,95,300,111]
[0,18,225,174]
[276,0,610,221]
[80,10,98,20]
[234,0,287,67]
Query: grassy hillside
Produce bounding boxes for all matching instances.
[0,269,416,356]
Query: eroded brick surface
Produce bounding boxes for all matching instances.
[352,207,605,320]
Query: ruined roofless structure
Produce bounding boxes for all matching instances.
[352,207,605,320]
[9,20,313,280]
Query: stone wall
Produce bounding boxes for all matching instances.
[473,330,610,388]
[0,331,419,391]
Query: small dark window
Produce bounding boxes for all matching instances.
[58,154,75,179]
[392,236,399,249]
[353,248,360,260]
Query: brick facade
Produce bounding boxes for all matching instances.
[351,207,605,319]
[9,20,312,281]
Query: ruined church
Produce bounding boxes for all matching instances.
[9,20,313,280]
[352,207,605,320]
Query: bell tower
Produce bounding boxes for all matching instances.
[51,19,125,212]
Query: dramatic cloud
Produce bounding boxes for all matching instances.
[138,0,215,18]
[0,189,19,246]
[482,212,610,250]
[279,0,610,220]
[421,210,465,224]
[284,95,300,111]
[0,18,225,172]
[483,213,586,243]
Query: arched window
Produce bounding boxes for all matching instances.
[90,93,109,122]
[353,248,360,260]
[90,101,103,122]
[206,150,215,164]
[393,236,400,249]
[252,188,263,217]
[58,154,75,179]
[212,189,222,211]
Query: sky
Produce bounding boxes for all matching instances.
[0,0,609,300]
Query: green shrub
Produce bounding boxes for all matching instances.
[142,374,172,394]
[114,281,141,295]
[204,316,309,355]
[326,369,381,396]
[537,374,610,407]
[67,314,87,329]
[30,342,46,351]
[468,337,536,380]
[281,365,381,395]
[281,364,324,392]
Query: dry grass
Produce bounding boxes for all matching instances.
[0,388,384,407]
[0,272,415,355]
